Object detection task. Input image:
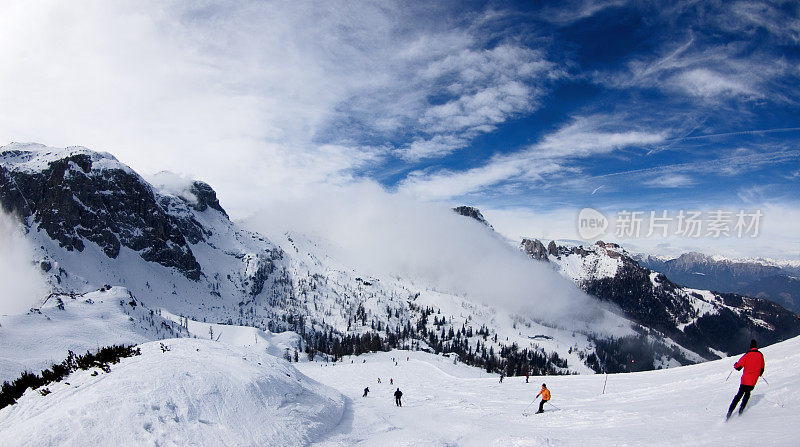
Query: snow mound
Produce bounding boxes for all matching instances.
[0,338,345,446]
[160,309,302,359]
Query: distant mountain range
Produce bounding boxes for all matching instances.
[2,143,798,380]
[520,239,800,363]
[635,252,800,314]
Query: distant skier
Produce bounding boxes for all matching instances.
[526,372,529,383]
[727,339,765,419]
[499,373,504,383]
[378,378,381,383]
[535,383,551,414]
[363,387,369,397]
[394,388,403,407]
[390,378,393,385]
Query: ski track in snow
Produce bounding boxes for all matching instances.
[297,339,800,447]
[1,327,799,445]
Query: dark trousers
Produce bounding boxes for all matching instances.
[728,384,754,414]
[395,397,402,407]
[538,399,548,413]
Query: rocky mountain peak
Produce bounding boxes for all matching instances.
[188,181,228,217]
[521,238,549,261]
[452,206,493,229]
[0,144,220,281]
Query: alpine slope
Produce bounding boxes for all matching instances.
[1,328,798,446]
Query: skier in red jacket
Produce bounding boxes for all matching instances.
[726,339,765,419]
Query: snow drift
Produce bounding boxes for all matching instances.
[0,338,345,446]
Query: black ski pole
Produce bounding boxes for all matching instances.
[547,401,561,410]
[760,376,769,386]
[602,373,608,394]
[725,369,733,382]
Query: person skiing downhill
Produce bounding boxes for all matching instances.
[390,378,393,385]
[394,388,403,407]
[526,373,529,383]
[363,387,369,397]
[727,339,765,419]
[535,383,551,414]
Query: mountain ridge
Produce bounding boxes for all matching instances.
[3,143,798,378]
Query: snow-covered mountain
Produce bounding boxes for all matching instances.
[2,143,798,381]
[636,251,800,313]
[521,239,800,365]
[0,143,613,377]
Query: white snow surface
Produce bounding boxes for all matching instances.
[160,309,301,360]
[0,142,132,176]
[0,338,344,446]
[548,244,624,282]
[297,337,800,446]
[2,325,799,446]
[0,287,180,382]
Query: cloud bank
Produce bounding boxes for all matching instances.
[243,183,629,334]
[0,211,48,314]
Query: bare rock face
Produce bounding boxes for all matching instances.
[0,147,224,281]
[547,240,558,257]
[521,238,549,261]
[189,181,228,217]
[452,206,493,229]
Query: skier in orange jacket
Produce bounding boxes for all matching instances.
[726,339,765,419]
[535,384,551,413]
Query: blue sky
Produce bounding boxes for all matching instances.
[357,0,800,211]
[1,0,798,257]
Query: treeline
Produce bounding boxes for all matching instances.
[586,333,692,373]
[0,345,141,409]
[289,302,572,376]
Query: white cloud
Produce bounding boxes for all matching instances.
[242,182,626,332]
[0,211,48,314]
[599,22,794,103]
[483,202,800,262]
[400,135,469,161]
[643,173,697,188]
[398,115,665,199]
[0,1,556,215]
[671,68,757,98]
[538,0,628,25]
[721,1,800,44]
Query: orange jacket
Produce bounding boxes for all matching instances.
[537,388,551,401]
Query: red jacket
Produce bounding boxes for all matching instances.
[734,348,765,386]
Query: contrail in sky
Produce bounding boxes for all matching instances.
[647,127,800,155]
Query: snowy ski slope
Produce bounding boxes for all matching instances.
[1,329,798,445]
[297,337,800,446]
